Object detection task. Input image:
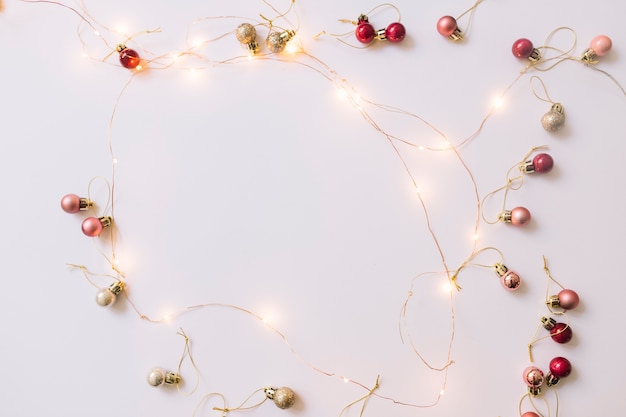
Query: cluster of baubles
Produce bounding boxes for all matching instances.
[521,286,580,415]
[498,152,554,227]
[61,193,123,307]
[512,34,613,64]
[353,14,406,44]
[60,193,112,237]
[235,22,296,54]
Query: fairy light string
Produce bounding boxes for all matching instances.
[24,0,620,414]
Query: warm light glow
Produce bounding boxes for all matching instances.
[442,281,453,294]
[336,87,348,100]
[93,30,100,37]
[163,314,173,324]
[439,389,445,396]
[112,158,118,164]
[473,234,479,241]
[284,37,302,54]
[191,37,204,49]
[492,96,504,109]
[135,65,143,72]
[418,145,425,151]
[343,377,350,383]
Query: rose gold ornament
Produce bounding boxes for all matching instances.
[61,193,93,213]
[499,206,531,226]
[81,216,112,237]
[581,35,612,64]
[546,288,580,310]
[494,263,522,290]
[437,16,462,40]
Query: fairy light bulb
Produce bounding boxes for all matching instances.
[512,38,541,62]
[60,193,93,213]
[499,206,531,226]
[147,368,181,387]
[266,30,296,53]
[494,263,522,290]
[81,216,112,237]
[437,16,462,41]
[547,288,580,310]
[581,35,612,64]
[520,153,554,174]
[95,281,124,307]
[116,44,141,69]
[541,316,573,344]
[264,387,296,409]
[546,356,572,386]
[236,23,259,54]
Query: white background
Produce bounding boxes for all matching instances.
[1,0,625,416]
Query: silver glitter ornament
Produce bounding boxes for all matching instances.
[95,281,124,307]
[147,368,181,387]
[236,23,259,54]
[265,386,296,409]
[265,30,296,53]
[541,103,565,132]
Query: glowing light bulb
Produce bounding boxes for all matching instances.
[492,96,504,109]
[418,145,425,151]
[337,87,348,100]
[343,377,350,383]
[284,37,301,54]
[472,234,479,241]
[93,30,100,37]
[442,281,453,294]
[112,158,118,164]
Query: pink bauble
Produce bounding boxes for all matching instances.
[385,22,406,43]
[549,356,572,378]
[512,38,534,58]
[437,16,458,37]
[510,206,531,226]
[532,153,554,174]
[82,217,104,237]
[558,289,580,310]
[60,193,81,213]
[500,271,521,291]
[590,35,612,56]
[355,22,375,44]
[522,366,544,387]
[550,322,573,344]
[521,413,540,417]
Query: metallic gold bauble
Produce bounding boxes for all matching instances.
[541,103,565,132]
[265,386,295,409]
[265,30,295,53]
[236,23,256,44]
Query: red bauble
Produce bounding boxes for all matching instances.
[355,22,376,44]
[521,413,540,417]
[512,38,534,58]
[385,22,406,43]
[549,356,572,378]
[119,48,141,69]
[550,322,573,343]
[532,153,554,174]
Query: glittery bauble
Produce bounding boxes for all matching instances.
[355,22,375,44]
[119,48,140,69]
[272,387,296,409]
[541,105,565,132]
[549,356,572,378]
[82,216,104,237]
[521,413,540,417]
[590,35,612,56]
[500,270,521,291]
[550,322,573,343]
[558,289,580,310]
[385,22,406,43]
[510,206,531,226]
[522,366,544,387]
[437,16,458,37]
[236,23,257,44]
[532,153,554,173]
[60,194,82,213]
[96,288,116,306]
[147,368,166,387]
[512,38,534,59]
[266,31,291,53]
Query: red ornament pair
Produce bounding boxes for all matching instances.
[61,193,112,237]
[496,152,554,227]
[354,14,406,44]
